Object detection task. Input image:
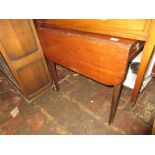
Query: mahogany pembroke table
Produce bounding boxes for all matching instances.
[35,19,155,124]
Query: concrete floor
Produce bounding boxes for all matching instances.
[0,66,155,135]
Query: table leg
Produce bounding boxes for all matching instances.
[49,61,59,91]
[130,21,155,105]
[130,49,154,105]
[109,83,123,125]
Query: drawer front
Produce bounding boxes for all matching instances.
[36,19,151,40]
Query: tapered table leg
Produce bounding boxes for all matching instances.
[109,83,123,125]
[130,21,155,105]
[48,61,59,91]
[130,48,154,105]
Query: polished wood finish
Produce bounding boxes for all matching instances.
[0,20,51,101]
[35,20,143,124]
[36,19,155,106]
[0,20,38,60]
[17,59,49,95]
[37,27,137,86]
[130,20,155,104]
[36,19,151,40]
[109,83,123,125]
[48,61,59,91]
[12,50,41,70]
